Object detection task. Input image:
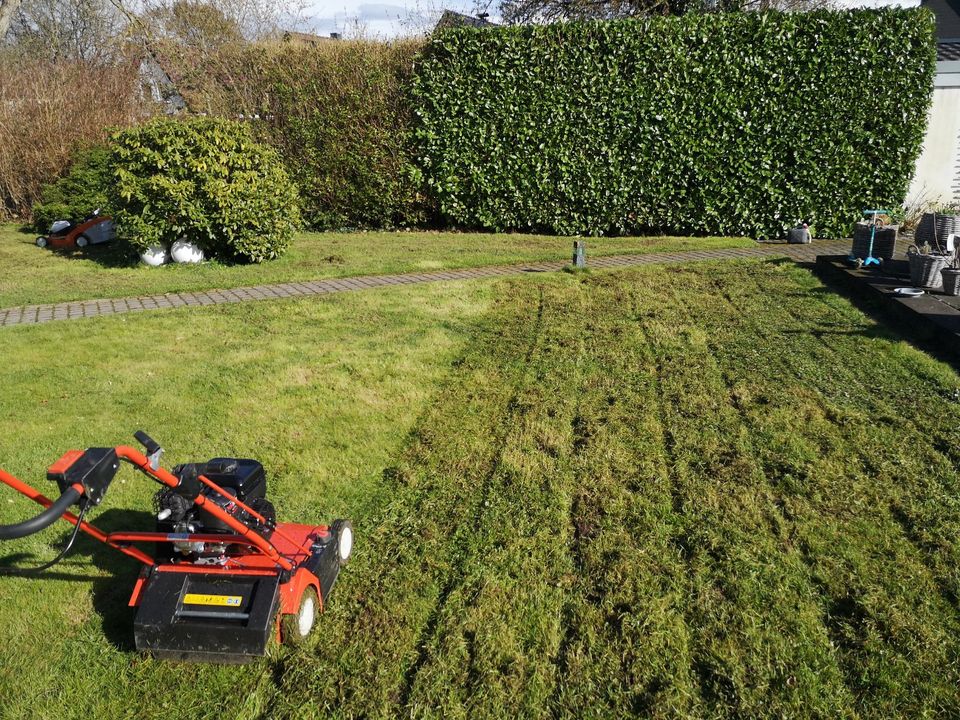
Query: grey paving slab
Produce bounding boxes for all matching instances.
[0,241,849,327]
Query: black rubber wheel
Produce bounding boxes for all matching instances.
[36,236,47,248]
[280,586,318,646]
[76,233,90,248]
[332,519,353,565]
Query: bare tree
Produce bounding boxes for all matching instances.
[132,0,304,43]
[4,0,306,61]
[8,0,121,60]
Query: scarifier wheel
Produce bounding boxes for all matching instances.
[333,519,353,564]
[281,586,318,646]
[36,237,47,248]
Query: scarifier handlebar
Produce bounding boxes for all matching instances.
[0,432,294,571]
[0,434,149,541]
[0,483,83,540]
[0,430,353,662]
[134,430,160,455]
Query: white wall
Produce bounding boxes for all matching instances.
[907,75,960,208]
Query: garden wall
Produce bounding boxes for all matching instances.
[413,10,937,238]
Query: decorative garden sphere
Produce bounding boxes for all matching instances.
[140,244,169,267]
[171,239,205,264]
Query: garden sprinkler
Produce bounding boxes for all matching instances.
[860,209,888,267]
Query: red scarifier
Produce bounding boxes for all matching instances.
[0,431,353,663]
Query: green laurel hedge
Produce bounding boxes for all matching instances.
[111,117,301,262]
[413,10,936,238]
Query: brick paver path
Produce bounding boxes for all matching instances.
[0,241,848,328]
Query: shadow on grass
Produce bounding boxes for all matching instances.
[42,238,258,270]
[76,508,153,651]
[48,241,141,269]
[0,508,154,651]
[810,259,960,374]
[782,324,891,341]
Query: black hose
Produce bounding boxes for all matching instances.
[0,486,82,540]
[0,502,89,576]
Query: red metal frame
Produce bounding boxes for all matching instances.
[0,445,328,639]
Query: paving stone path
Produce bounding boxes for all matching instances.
[0,241,848,328]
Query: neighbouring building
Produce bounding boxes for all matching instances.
[907,0,960,207]
[138,48,187,115]
[433,9,497,32]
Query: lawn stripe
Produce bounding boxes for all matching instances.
[628,274,853,717]
[551,276,700,716]
[401,282,585,717]
[678,260,960,715]
[261,284,555,718]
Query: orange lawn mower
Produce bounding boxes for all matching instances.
[36,209,114,250]
[0,432,353,663]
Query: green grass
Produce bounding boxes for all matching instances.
[2,259,960,718]
[0,279,494,719]
[0,223,753,307]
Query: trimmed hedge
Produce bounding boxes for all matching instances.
[111,117,300,262]
[412,10,936,238]
[156,40,432,230]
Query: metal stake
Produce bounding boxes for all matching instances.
[572,240,586,269]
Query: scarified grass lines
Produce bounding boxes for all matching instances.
[5,260,959,719]
[270,261,960,719]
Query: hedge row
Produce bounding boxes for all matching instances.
[164,40,432,230]
[0,57,141,220]
[14,10,938,239]
[412,10,936,238]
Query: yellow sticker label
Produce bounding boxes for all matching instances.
[183,593,243,607]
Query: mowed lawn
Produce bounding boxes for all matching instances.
[2,259,960,718]
[0,223,753,307]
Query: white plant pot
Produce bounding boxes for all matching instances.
[170,239,205,264]
[140,244,169,267]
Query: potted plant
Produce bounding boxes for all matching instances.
[907,242,949,289]
[942,246,960,295]
[915,203,960,252]
[852,212,899,260]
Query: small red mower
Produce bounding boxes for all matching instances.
[36,209,114,250]
[0,431,353,663]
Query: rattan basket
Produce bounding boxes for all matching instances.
[907,244,948,288]
[852,222,898,259]
[915,213,960,251]
[942,268,960,296]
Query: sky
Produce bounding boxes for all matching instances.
[304,0,497,38]
[301,0,920,40]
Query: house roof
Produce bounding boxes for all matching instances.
[434,9,497,32]
[940,39,960,59]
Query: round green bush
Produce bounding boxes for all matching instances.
[111,117,301,263]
